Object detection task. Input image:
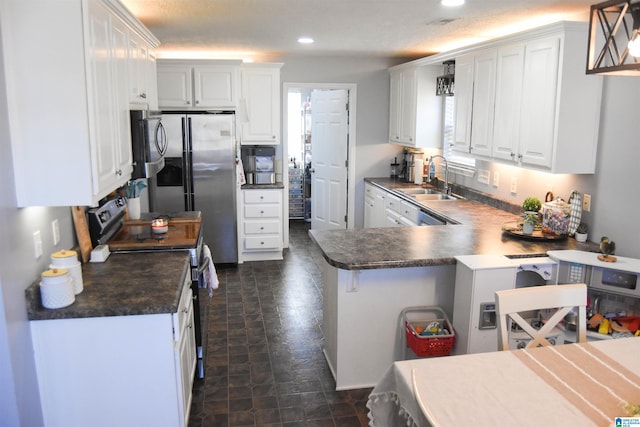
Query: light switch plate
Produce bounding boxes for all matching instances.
[477,169,490,185]
[33,230,43,259]
[52,219,60,245]
[510,177,517,194]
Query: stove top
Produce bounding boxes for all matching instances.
[108,219,201,252]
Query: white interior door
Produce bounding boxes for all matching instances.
[311,89,349,231]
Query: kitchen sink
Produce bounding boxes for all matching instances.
[393,187,460,200]
[395,187,441,195]
[414,193,458,201]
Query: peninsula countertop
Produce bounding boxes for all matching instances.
[309,178,596,270]
[25,251,191,321]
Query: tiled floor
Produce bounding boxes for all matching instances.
[189,220,373,427]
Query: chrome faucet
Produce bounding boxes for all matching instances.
[426,155,450,195]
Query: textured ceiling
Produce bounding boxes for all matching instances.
[119,0,595,61]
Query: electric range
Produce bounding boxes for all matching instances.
[87,196,209,379]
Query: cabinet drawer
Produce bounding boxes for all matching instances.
[243,190,281,204]
[173,277,193,342]
[244,204,280,218]
[244,235,282,250]
[244,220,280,234]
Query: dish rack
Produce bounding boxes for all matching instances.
[402,306,455,358]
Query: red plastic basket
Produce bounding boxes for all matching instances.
[403,306,455,357]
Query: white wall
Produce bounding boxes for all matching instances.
[0,25,75,426]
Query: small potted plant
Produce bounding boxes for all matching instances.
[521,197,541,235]
[574,222,588,242]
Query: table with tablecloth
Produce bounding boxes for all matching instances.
[367,337,640,426]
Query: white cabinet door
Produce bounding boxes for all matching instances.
[452,54,474,154]
[85,0,127,195]
[469,50,497,158]
[157,65,194,108]
[127,32,158,109]
[364,183,388,228]
[492,44,525,162]
[111,16,134,185]
[193,66,238,108]
[388,69,403,143]
[518,36,560,169]
[396,67,418,145]
[240,65,281,144]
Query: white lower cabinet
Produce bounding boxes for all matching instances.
[239,188,283,262]
[364,183,387,228]
[364,183,418,228]
[30,271,195,427]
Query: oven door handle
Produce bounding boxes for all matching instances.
[198,256,211,275]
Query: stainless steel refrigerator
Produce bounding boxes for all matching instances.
[153,111,238,264]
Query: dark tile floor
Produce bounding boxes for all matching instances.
[189,220,373,427]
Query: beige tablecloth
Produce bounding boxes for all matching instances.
[367,337,640,426]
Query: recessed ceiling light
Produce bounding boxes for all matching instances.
[298,37,314,44]
[441,0,464,6]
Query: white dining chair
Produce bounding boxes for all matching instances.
[495,283,587,350]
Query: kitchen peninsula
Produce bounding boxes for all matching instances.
[309,178,595,390]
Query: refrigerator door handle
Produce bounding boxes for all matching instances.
[185,117,195,210]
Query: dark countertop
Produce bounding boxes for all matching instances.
[26,252,191,321]
[308,178,597,270]
[241,182,285,190]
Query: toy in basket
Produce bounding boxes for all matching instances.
[403,306,455,357]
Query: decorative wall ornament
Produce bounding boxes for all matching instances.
[587,0,640,75]
[436,60,455,96]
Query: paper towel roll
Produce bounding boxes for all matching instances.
[414,158,424,184]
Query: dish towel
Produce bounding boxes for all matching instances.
[567,190,582,236]
[201,244,219,297]
[236,158,246,185]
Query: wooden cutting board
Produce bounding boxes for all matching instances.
[71,206,92,263]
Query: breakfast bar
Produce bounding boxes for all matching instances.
[309,180,595,390]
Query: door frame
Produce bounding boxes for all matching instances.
[282,82,357,248]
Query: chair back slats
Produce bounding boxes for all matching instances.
[495,284,587,350]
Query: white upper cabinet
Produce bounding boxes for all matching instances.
[240,64,282,145]
[453,22,603,174]
[452,54,473,154]
[388,64,442,148]
[128,32,159,109]
[2,0,159,207]
[157,65,193,108]
[194,65,239,108]
[468,50,497,158]
[157,60,241,109]
[492,44,525,162]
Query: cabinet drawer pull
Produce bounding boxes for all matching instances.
[186,100,191,105]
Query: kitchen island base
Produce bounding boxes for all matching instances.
[321,261,455,390]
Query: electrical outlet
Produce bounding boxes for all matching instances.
[510,177,517,194]
[477,169,490,185]
[52,219,60,245]
[583,194,591,212]
[33,230,43,259]
[492,171,500,187]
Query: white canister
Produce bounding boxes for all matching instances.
[51,250,83,294]
[40,268,75,309]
